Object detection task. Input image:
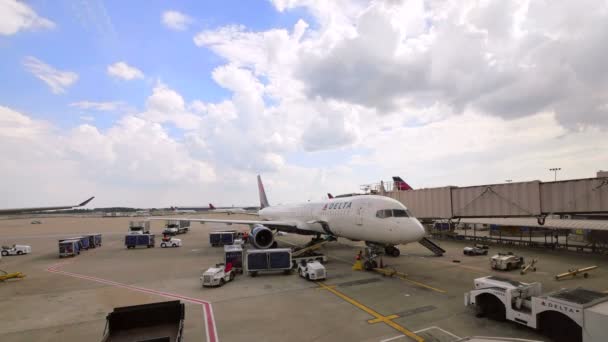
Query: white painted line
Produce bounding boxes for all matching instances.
[380,326,461,342]
[414,326,461,339]
[46,261,219,342]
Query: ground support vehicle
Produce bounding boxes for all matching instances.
[128,221,150,235]
[125,234,155,249]
[209,230,237,247]
[463,246,488,256]
[224,244,243,273]
[101,300,185,342]
[1,244,32,256]
[298,260,326,281]
[58,239,81,257]
[163,220,190,235]
[292,252,327,269]
[201,263,235,287]
[464,276,608,342]
[160,237,182,248]
[246,248,292,277]
[490,252,524,270]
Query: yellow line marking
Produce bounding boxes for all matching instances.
[315,285,336,290]
[396,276,447,294]
[368,314,399,324]
[316,282,424,342]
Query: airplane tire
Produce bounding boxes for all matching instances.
[390,248,400,257]
[364,261,373,270]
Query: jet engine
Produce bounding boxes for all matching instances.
[250,224,275,249]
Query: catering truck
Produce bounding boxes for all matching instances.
[246,248,292,277]
[101,300,185,342]
[128,221,151,235]
[163,220,190,235]
[464,276,608,342]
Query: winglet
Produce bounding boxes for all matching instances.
[257,175,270,209]
[78,196,95,207]
[209,203,216,210]
[327,193,334,199]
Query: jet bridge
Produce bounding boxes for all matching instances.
[372,175,608,229]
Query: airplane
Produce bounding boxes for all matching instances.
[153,176,426,262]
[393,176,413,191]
[169,207,196,214]
[0,196,95,215]
[208,203,256,215]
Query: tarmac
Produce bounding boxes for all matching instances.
[1,214,608,342]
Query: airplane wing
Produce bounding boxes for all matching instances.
[0,196,95,215]
[149,217,297,230]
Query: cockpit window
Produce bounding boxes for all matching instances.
[376,209,393,218]
[377,209,410,218]
[393,209,410,217]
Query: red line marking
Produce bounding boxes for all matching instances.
[46,262,219,341]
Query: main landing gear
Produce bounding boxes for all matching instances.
[385,245,400,257]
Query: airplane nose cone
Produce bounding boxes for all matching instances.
[414,219,426,241]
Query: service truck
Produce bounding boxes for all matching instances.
[464,276,608,342]
[128,221,150,235]
[490,252,524,270]
[101,300,185,342]
[125,234,155,249]
[1,244,32,256]
[59,239,81,257]
[209,230,237,247]
[201,263,235,287]
[298,260,326,281]
[246,248,292,277]
[163,220,190,235]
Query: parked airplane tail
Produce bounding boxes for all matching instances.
[257,175,270,209]
[327,193,334,199]
[209,203,216,210]
[392,176,413,191]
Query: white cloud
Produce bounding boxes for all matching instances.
[0,0,55,35]
[22,56,78,94]
[162,10,192,31]
[70,101,127,111]
[107,61,144,80]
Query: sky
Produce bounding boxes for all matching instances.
[1,0,607,208]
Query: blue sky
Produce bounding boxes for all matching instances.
[0,0,308,129]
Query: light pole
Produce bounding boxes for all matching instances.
[549,168,561,181]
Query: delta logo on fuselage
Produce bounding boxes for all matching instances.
[322,202,353,210]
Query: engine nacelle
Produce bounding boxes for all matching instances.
[250,224,275,249]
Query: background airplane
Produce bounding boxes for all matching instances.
[0,196,95,215]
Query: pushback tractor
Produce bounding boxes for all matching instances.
[464,276,608,342]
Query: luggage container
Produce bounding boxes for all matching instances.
[224,244,243,273]
[93,233,102,247]
[75,236,91,250]
[84,235,96,248]
[125,234,155,249]
[209,231,236,247]
[101,300,185,342]
[59,239,80,258]
[246,248,292,277]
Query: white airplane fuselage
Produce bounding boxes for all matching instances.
[259,195,425,246]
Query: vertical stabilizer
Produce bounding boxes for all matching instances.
[257,175,270,209]
[209,203,216,210]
